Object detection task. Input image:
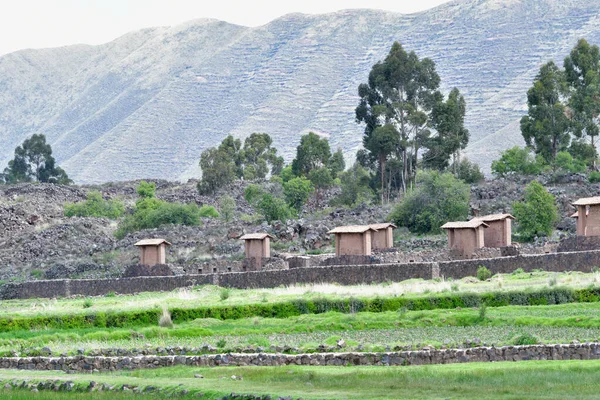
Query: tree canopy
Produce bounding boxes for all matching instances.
[1,134,71,184]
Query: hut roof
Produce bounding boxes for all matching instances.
[473,213,515,222]
[441,220,489,230]
[239,233,274,240]
[573,197,600,206]
[328,225,377,234]
[135,238,171,246]
[369,222,398,230]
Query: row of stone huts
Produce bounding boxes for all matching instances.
[133,196,600,270]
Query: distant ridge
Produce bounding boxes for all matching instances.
[1,0,600,183]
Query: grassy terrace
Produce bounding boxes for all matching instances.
[1,270,598,318]
[3,361,600,399]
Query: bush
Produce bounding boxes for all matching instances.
[512,333,540,345]
[219,288,231,301]
[512,180,558,241]
[491,147,544,177]
[198,205,219,218]
[218,195,236,222]
[64,191,124,219]
[589,171,600,183]
[389,171,470,234]
[244,184,265,205]
[454,158,484,184]
[283,176,314,211]
[257,194,291,223]
[83,298,93,309]
[554,151,586,174]
[335,162,373,206]
[136,181,156,198]
[116,182,216,238]
[216,338,227,348]
[477,266,492,281]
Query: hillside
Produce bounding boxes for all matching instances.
[1,0,600,183]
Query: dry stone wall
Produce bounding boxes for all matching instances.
[1,343,600,372]
[3,250,600,300]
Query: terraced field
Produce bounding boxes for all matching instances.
[2,270,600,398]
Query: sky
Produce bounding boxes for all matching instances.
[0,0,451,56]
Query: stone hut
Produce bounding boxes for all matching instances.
[369,222,397,250]
[441,220,488,258]
[240,233,273,270]
[573,197,600,236]
[473,213,514,248]
[135,238,171,267]
[328,225,377,257]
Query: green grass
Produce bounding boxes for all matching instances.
[2,270,596,319]
[5,302,600,356]
[4,360,600,399]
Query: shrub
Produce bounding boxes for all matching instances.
[512,268,525,275]
[477,266,492,281]
[64,191,124,219]
[454,158,484,184]
[389,171,470,234]
[512,180,558,241]
[158,307,173,328]
[244,184,265,205]
[283,176,314,211]
[589,171,600,183]
[218,195,236,222]
[554,151,586,174]
[512,333,540,345]
[136,181,156,198]
[219,288,231,301]
[30,269,43,279]
[83,298,93,309]
[198,205,219,218]
[257,194,291,223]
[491,146,544,177]
[478,302,487,321]
[335,163,373,207]
[216,338,227,348]
[116,182,216,238]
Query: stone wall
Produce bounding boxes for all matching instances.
[1,343,599,372]
[557,236,600,253]
[3,250,600,300]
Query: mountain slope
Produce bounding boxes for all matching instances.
[1,0,600,183]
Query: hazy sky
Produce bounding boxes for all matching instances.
[0,0,451,56]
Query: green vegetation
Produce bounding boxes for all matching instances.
[477,266,492,281]
[0,133,71,184]
[217,195,235,222]
[64,191,124,219]
[512,180,558,241]
[454,158,484,183]
[198,133,283,195]
[116,181,217,239]
[283,176,314,211]
[6,360,600,399]
[356,42,469,199]
[491,146,545,177]
[389,170,470,234]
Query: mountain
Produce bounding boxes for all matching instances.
[2,0,600,183]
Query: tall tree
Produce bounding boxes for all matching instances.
[197,147,236,195]
[242,133,284,179]
[424,88,469,172]
[291,132,331,177]
[564,39,600,154]
[520,61,571,163]
[365,124,399,203]
[327,148,346,179]
[2,134,71,184]
[356,41,441,194]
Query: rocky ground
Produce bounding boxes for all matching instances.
[0,174,593,282]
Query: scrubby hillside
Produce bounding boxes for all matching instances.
[0,173,596,281]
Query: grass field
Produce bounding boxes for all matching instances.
[1,270,596,318]
[2,271,600,398]
[2,361,600,399]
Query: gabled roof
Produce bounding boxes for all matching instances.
[328,225,377,234]
[135,238,171,246]
[441,220,489,230]
[473,213,515,222]
[573,197,600,206]
[369,222,398,230]
[239,233,274,240]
